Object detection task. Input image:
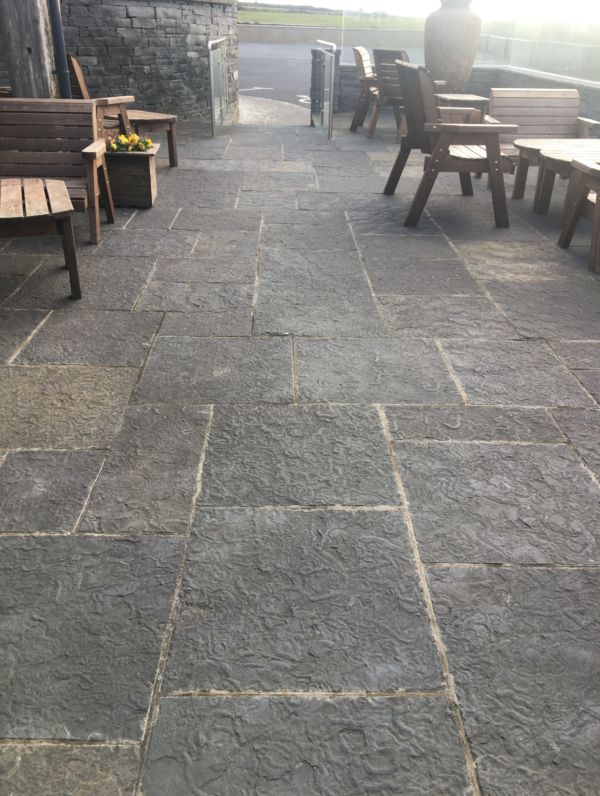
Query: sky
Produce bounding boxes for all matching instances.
[272,0,600,24]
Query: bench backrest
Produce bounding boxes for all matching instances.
[489,88,580,144]
[373,50,409,101]
[353,47,373,81]
[0,99,96,181]
[396,61,440,153]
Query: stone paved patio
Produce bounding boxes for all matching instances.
[1,110,600,795]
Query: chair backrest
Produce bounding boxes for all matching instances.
[396,61,439,153]
[67,53,91,100]
[489,88,580,144]
[373,50,409,101]
[0,99,96,182]
[353,47,374,80]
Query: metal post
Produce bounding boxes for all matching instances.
[47,0,71,99]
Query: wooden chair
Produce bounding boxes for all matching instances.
[384,62,518,228]
[365,49,410,139]
[67,53,178,167]
[0,178,81,298]
[558,158,600,273]
[487,89,600,199]
[0,98,130,243]
[349,47,378,132]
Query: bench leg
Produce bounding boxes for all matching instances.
[512,154,529,199]
[405,135,451,227]
[350,90,371,131]
[459,172,473,196]
[366,100,381,139]
[57,217,81,300]
[534,164,556,213]
[167,123,178,167]
[486,135,509,227]
[98,159,116,224]
[383,145,411,196]
[558,171,588,250]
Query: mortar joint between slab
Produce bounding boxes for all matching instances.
[122,209,139,229]
[134,404,214,795]
[167,207,183,231]
[291,336,299,404]
[5,310,54,365]
[250,212,264,337]
[376,403,482,796]
[161,688,451,699]
[434,339,470,405]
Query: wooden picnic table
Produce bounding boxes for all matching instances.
[513,138,600,209]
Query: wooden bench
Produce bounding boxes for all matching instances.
[487,89,600,198]
[558,158,600,273]
[349,47,378,132]
[365,49,410,139]
[0,97,133,243]
[68,53,178,168]
[0,178,81,298]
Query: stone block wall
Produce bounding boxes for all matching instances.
[0,0,238,119]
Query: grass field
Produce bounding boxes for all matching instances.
[237,6,425,29]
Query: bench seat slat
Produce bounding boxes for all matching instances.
[0,111,95,126]
[0,137,92,152]
[0,125,95,139]
[0,178,23,219]
[23,178,49,218]
[0,151,85,165]
[45,180,74,218]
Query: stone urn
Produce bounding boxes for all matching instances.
[424,0,482,93]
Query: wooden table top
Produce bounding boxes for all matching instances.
[438,93,489,104]
[515,138,600,154]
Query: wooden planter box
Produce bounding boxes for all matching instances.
[103,144,160,208]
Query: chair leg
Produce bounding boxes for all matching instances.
[486,134,510,227]
[392,105,403,129]
[366,100,381,139]
[350,90,370,131]
[512,154,529,199]
[558,171,589,249]
[590,197,600,273]
[459,172,473,196]
[98,159,116,225]
[383,145,411,195]
[86,161,101,244]
[167,123,178,167]
[405,134,451,227]
[534,164,556,214]
[57,217,81,299]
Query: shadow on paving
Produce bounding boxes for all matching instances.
[1,109,600,796]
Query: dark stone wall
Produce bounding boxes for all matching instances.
[0,0,238,119]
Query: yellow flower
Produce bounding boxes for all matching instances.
[111,142,117,150]
[129,133,138,143]
[147,139,152,147]
[138,142,145,151]
[128,146,133,151]
[118,135,128,144]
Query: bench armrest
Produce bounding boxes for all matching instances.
[82,140,106,160]
[439,107,477,122]
[484,115,503,124]
[577,117,600,138]
[94,96,135,107]
[424,122,518,134]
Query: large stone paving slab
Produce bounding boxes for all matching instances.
[0,254,47,302]
[143,696,471,795]
[346,204,441,236]
[395,441,600,564]
[15,310,161,366]
[149,256,257,285]
[164,508,442,693]
[0,450,105,533]
[366,258,482,295]
[0,744,140,796]
[172,209,262,233]
[0,309,48,362]
[81,405,211,535]
[0,535,181,739]
[0,366,138,449]
[551,341,600,369]
[260,224,355,250]
[135,281,254,313]
[98,229,200,259]
[136,337,293,404]
[158,310,252,337]
[379,295,518,339]
[295,338,463,404]
[485,281,600,339]
[255,248,386,337]
[428,567,600,795]
[426,201,543,242]
[551,408,600,478]
[441,341,595,406]
[356,234,456,261]
[385,406,563,442]
[199,405,399,506]
[2,255,158,311]
[454,240,593,282]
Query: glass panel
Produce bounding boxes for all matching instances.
[209,39,228,137]
[312,42,336,138]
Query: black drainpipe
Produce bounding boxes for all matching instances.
[47,0,72,99]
